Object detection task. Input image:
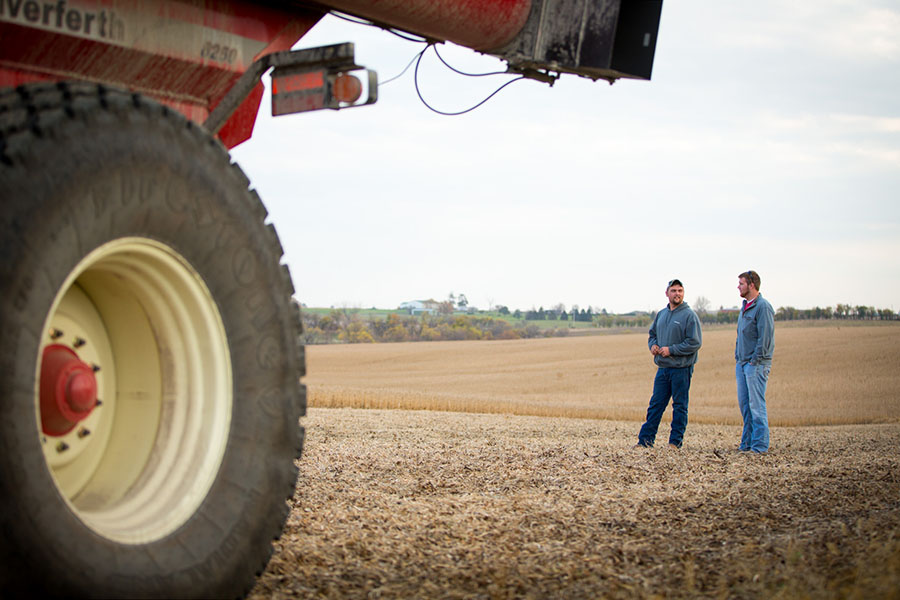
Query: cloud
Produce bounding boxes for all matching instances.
[831,113,900,133]
[828,5,900,60]
[707,1,900,61]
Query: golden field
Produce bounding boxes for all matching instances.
[306,322,900,426]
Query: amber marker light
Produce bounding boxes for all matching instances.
[332,73,363,104]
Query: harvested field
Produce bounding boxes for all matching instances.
[250,323,900,598]
[250,408,900,599]
[306,323,900,426]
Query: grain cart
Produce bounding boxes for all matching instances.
[0,0,661,596]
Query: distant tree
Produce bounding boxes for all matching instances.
[776,306,800,321]
[382,324,409,342]
[339,321,374,343]
[517,324,542,338]
[329,308,354,330]
[438,301,454,315]
[716,311,738,324]
[594,314,611,327]
[318,314,337,332]
[694,296,711,315]
[457,293,468,309]
[497,305,510,315]
[513,309,522,319]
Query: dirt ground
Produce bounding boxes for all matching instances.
[250,408,900,600]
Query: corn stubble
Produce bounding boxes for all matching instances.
[252,409,900,599]
[250,324,899,599]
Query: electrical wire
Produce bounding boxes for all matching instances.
[414,45,525,116]
[431,44,508,77]
[415,75,525,116]
[325,11,528,115]
[378,49,424,87]
[328,11,429,44]
[326,10,370,27]
[385,28,430,44]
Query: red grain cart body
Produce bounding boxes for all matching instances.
[0,1,661,597]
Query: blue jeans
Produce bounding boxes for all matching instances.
[736,362,771,452]
[638,366,693,448]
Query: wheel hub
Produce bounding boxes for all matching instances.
[40,344,98,436]
[36,238,233,544]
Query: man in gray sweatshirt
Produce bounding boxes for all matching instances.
[635,279,703,449]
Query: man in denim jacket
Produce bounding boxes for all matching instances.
[735,270,775,453]
[635,279,702,449]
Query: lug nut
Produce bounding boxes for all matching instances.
[74,338,86,348]
[92,364,101,373]
[77,428,91,439]
[50,328,64,340]
[56,441,69,453]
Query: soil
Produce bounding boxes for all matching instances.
[250,408,900,600]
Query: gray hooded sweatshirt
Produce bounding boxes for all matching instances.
[648,302,702,369]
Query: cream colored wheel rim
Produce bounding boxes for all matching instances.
[35,238,233,544]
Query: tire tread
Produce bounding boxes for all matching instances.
[0,81,306,599]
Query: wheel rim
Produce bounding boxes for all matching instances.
[35,238,233,544]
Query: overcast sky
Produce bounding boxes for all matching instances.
[231,0,900,314]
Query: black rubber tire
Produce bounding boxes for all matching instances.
[0,82,305,598]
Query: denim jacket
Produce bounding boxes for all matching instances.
[735,294,775,365]
[648,302,702,368]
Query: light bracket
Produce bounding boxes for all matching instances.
[204,42,377,135]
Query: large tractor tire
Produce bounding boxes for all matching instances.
[0,82,305,598]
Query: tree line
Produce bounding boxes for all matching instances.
[773,304,896,321]
[301,303,897,344]
[519,306,597,322]
[693,304,897,325]
[301,310,571,345]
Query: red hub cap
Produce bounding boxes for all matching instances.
[40,344,98,436]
